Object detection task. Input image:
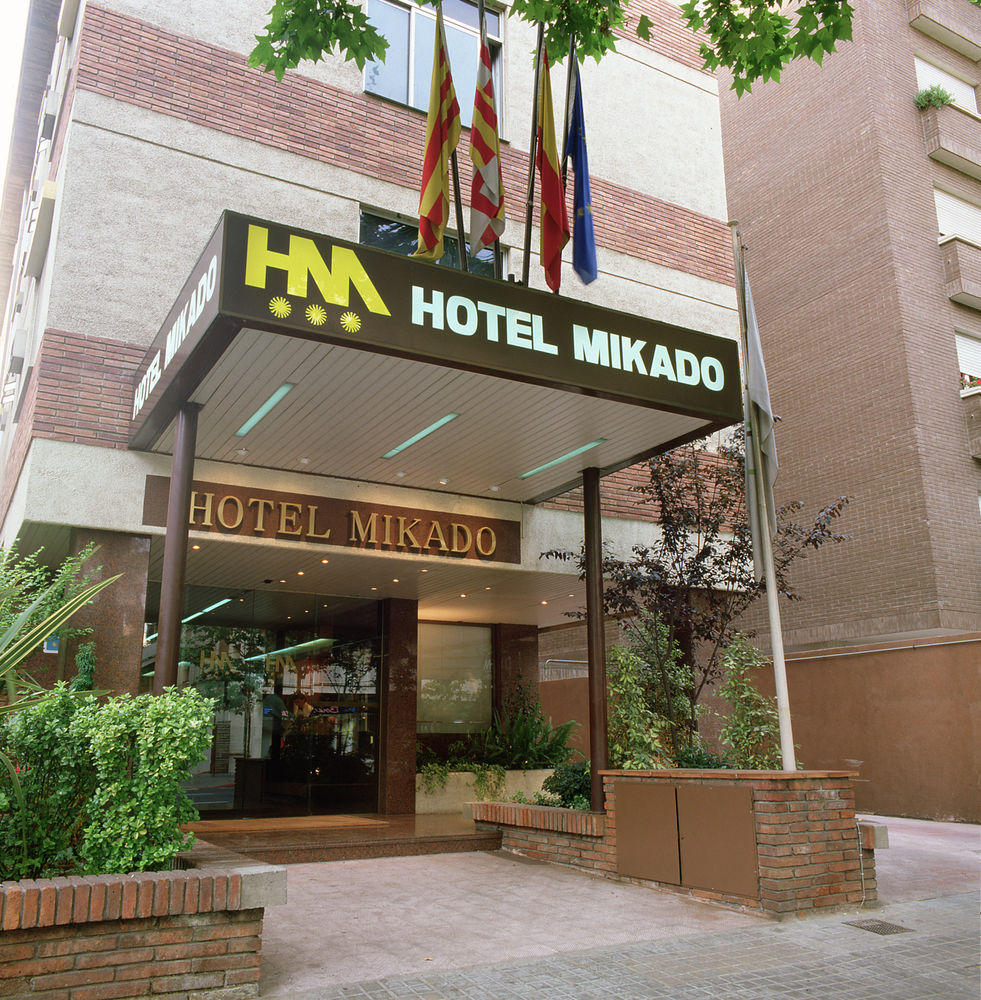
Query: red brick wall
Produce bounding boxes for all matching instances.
[72,5,733,286]
[475,770,876,916]
[0,869,262,998]
[0,329,143,524]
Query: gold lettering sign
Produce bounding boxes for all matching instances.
[143,476,521,564]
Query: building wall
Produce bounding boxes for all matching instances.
[718,0,981,648]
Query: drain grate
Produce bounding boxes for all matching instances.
[843,919,914,936]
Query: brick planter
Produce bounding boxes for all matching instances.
[474,770,881,918]
[0,841,286,999]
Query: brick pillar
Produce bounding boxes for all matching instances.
[66,529,151,697]
[377,598,418,814]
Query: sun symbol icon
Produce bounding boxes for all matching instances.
[269,296,291,319]
[339,311,362,334]
[305,304,327,326]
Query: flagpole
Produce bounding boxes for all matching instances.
[450,151,469,272]
[476,0,503,281]
[560,33,575,186]
[521,23,544,285]
[730,221,797,771]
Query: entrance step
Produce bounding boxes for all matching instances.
[187,813,502,865]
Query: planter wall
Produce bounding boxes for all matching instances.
[0,842,286,999]
[474,769,883,918]
[415,769,553,815]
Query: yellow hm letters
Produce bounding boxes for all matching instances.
[245,224,391,316]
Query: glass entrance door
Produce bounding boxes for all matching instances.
[144,588,381,816]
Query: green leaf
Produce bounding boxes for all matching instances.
[636,14,653,42]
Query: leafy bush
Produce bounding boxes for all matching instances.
[914,85,954,109]
[0,686,214,879]
[606,646,671,769]
[718,636,783,770]
[541,760,591,808]
[674,742,730,769]
[469,679,576,770]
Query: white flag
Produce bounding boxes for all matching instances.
[743,271,777,580]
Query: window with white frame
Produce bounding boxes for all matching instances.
[956,331,981,389]
[365,0,502,129]
[914,57,979,114]
[934,190,981,243]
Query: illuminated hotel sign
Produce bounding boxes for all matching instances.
[129,212,742,449]
[142,476,521,563]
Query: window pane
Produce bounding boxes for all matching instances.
[442,0,479,31]
[411,13,436,113]
[360,211,496,277]
[445,23,479,129]
[417,623,492,733]
[365,0,410,103]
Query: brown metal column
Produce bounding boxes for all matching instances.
[583,466,608,811]
[154,403,201,695]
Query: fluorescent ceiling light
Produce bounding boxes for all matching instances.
[519,439,606,479]
[382,413,458,459]
[144,597,234,642]
[235,383,295,437]
[245,637,335,662]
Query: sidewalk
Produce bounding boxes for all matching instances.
[258,815,980,999]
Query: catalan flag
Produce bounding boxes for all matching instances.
[469,21,505,253]
[412,4,461,260]
[536,46,569,292]
[565,61,597,284]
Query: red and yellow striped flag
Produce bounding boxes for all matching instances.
[412,4,461,260]
[469,22,505,253]
[536,46,569,291]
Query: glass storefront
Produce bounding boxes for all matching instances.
[144,587,381,816]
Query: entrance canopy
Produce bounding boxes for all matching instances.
[130,212,742,503]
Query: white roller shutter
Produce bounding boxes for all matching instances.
[935,190,981,242]
[915,57,979,112]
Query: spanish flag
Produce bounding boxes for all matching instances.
[469,21,505,253]
[412,4,461,260]
[536,46,569,291]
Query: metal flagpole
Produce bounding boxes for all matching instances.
[560,33,575,186]
[521,23,544,285]
[730,222,797,771]
[450,151,469,272]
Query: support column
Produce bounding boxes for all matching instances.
[378,598,418,814]
[154,403,201,695]
[583,466,608,811]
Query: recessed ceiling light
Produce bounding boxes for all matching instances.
[299,457,311,465]
[321,558,329,564]
[489,485,500,492]
[485,586,491,591]
[297,570,304,576]
[420,568,428,573]
[279,579,286,584]
[371,586,377,591]
[541,600,548,605]
[460,593,467,598]
[438,477,449,486]
[568,594,575,598]
[382,413,459,459]
[191,544,200,550]
[287,615,291,620]
[235,448,248,456]
[393,578,399,583]
[520,439,606,479]
[396,471,406,478]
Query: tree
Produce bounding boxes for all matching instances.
[248,0,854,94]
[543,430,850,751]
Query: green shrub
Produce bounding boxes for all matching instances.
[914,85,954,109]
[470,679,576,770]
[718,636,783,770]
[607,646,671,769]
[418,760,450,794]
[674,742,730,769]
[541,760,591,808]
[0,686,214,879]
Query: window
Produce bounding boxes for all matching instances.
[914,58,979,114]
[360,210,497,277]
[417,623,493,733]
[365,0,502,129]
[934,190,981,243]
[956,331,981,389]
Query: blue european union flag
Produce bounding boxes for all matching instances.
[565,62,597,285]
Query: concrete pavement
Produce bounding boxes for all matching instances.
[258,815,980,999]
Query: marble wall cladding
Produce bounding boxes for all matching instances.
[378,598,418,815]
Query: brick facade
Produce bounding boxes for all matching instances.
[72,5,733,287]
[474,770,877,917]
